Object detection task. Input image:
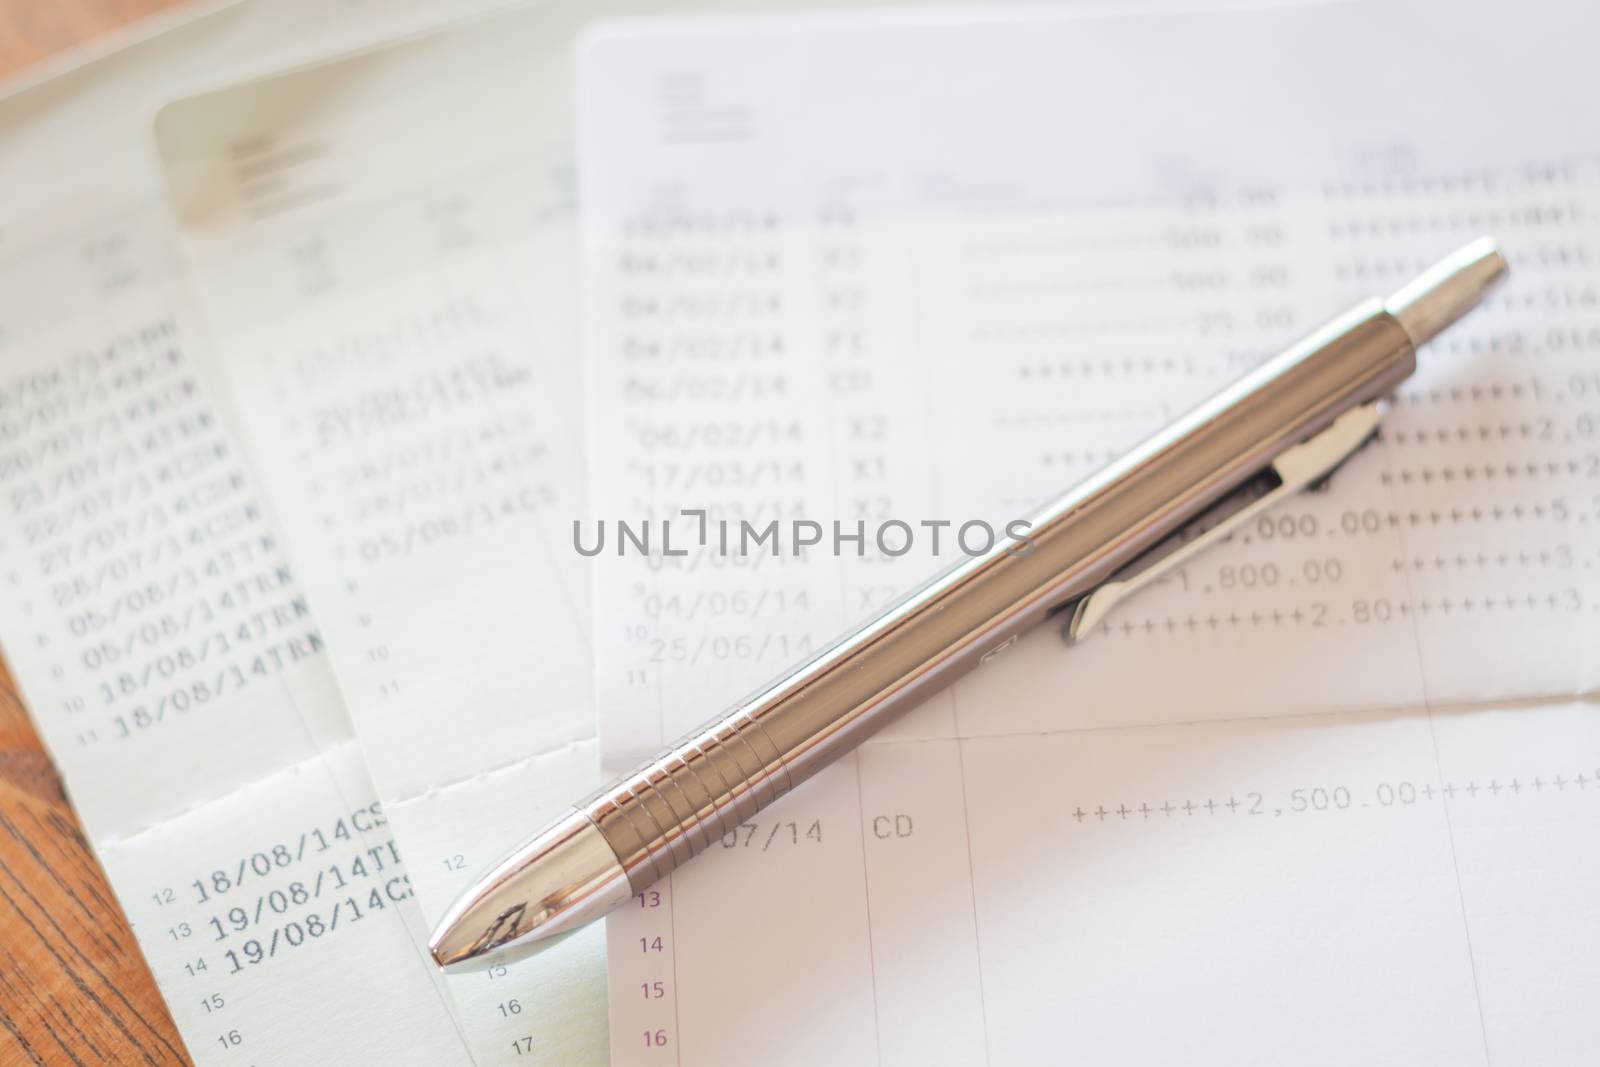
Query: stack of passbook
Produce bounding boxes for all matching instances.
[1,0,1596,1063]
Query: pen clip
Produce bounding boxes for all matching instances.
[1060,398,1388,643]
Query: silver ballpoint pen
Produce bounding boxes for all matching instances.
[429,238,1508,973]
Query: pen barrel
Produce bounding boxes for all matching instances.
[584,302,1416,896]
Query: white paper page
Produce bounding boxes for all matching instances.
[154,10,608,1061]
[578,3,1600,1063]
[0,2,531,1063]
[155,0,1019,1060]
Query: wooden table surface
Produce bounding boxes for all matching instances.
[1,7,196,1066]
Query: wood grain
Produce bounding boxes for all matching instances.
[0,658,191,1065]
[1,7,197,1065]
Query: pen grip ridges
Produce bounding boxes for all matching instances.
[586,710,791,890]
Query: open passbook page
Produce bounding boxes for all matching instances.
[0,1,533,1063]
[579,2,1600,1063]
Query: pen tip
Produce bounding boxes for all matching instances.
[427,808,632,973]
[1385,237,1508,348]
